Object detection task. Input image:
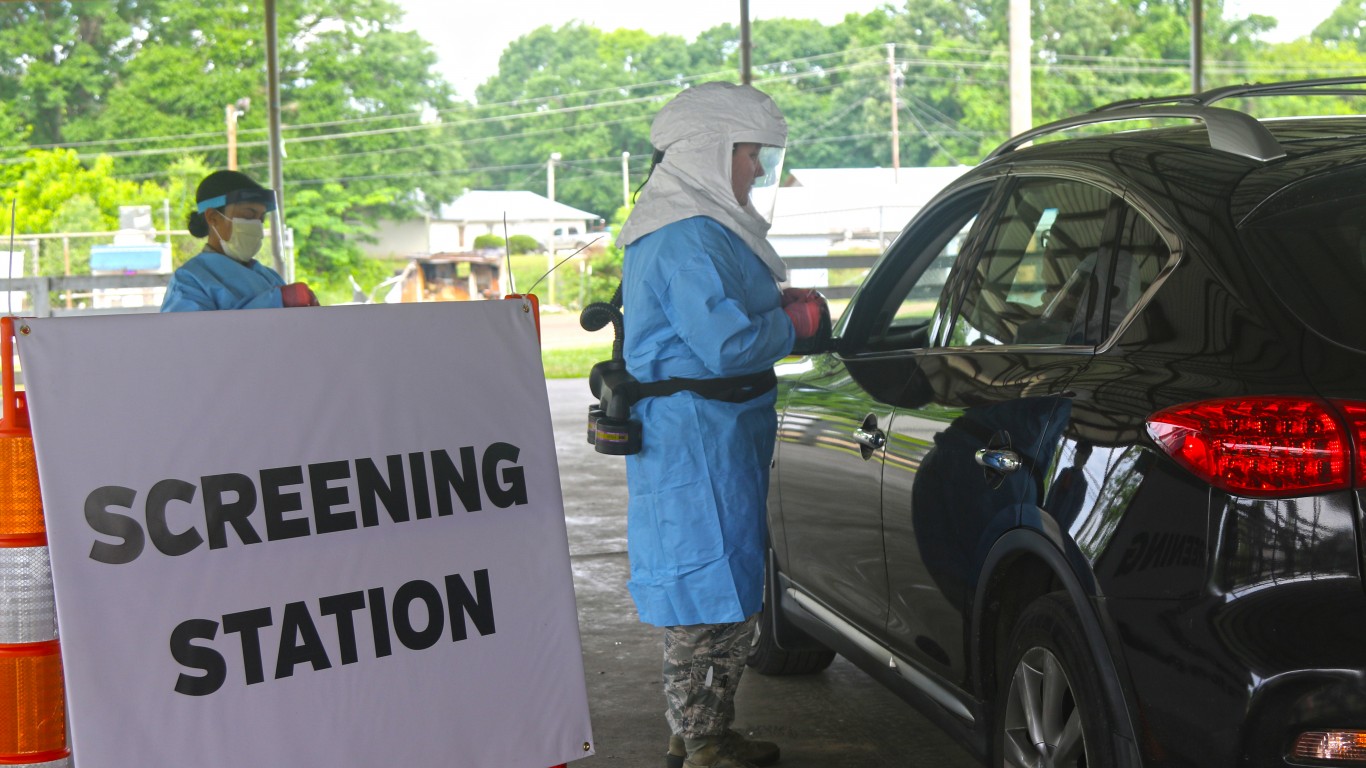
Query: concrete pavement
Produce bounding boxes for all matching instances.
[546,378,980,767]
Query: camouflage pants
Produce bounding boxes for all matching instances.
[662,614,758,738]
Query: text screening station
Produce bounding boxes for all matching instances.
[78,443,529,697]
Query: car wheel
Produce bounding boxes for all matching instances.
[748,593,830,669]
[994,592,1116,768]
[747,586,835,676]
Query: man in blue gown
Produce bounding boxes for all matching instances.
[616,82,825,768]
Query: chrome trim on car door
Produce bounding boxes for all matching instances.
[853,427,886,452]
[786,588,974,723]
[974,447,1022,473]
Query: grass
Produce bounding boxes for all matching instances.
[542,344,613,378]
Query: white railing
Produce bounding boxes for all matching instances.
[0,274,171,317]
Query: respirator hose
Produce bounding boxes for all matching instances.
[580,283,625,360]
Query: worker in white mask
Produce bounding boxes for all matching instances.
[161,170,317,311]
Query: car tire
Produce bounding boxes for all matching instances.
[747,590,836,676]
[993,592,1116,768]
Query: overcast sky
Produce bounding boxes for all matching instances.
[390,0,1344,100]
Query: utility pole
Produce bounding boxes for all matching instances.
[622,151,631,210]
[740,0,752,85]
[226,105,239,170]
[1191,0,1204,93]
[265,0,287,277]
[1009,0,1032,136]
[225,98,251,171]
[887,44,900,182]
[546,152,561,308]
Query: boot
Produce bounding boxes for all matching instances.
[681,735,756,768]
[669,731,780,768]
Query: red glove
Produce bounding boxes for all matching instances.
[280,282,319,308]
[784,296,822,339]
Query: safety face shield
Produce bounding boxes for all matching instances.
[747,145,786,225]
[195,186,278,214]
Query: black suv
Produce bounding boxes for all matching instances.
[751,78,1366,768]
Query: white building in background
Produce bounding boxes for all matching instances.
[362,190,603,260]
[770,166,973,256]
[769,166,972,289]
[360,169,968,270]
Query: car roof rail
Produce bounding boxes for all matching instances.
[984,105,1285,162]
[985,76,1366,164]
[1095,76,1366,110]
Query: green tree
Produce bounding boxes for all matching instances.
[0,2,141,146]
[3,0,1365,303]
[468,24,693,221]
[8,149,161,235]
[287,182,395,303]
[1314,0,1366,48]
[0,101,28,159]
[162,155,213,265]
[41,194,101,278]
[0,0,467,292]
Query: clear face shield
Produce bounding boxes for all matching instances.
[747,145,786,225]
[195,187,278,215]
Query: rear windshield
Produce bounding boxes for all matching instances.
[1239,165,1366,352]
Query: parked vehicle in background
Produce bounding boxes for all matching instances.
[551,225,610,255]
[752,77,1366,768]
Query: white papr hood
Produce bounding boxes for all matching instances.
[616,81,789,281]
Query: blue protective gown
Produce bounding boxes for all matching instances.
[622,216,796,627]
[160,250,285,312]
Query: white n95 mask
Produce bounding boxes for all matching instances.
[213,216,265,263]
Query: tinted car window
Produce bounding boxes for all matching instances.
[859,187,992,353]
[948,178,1115,347]
[886,216,975,333]
[1239,165,1366,352]
[1105,209,1170,337]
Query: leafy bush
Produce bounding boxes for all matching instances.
[579,206,627,307]
[508,234,542,255]
[474,233,505,250]
[584,245,623,306]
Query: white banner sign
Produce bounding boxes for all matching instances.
[19,301,593,768]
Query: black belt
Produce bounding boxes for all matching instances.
[636,369,776,404]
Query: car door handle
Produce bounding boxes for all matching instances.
[975,448,1021,473]
[853,428,886,451]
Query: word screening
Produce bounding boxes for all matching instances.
[172,569,495,696]
[84,444,527,565]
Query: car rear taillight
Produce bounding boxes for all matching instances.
[1335,400,1366,491]
[1146,396,1366,497]
[1290,731,1366,763]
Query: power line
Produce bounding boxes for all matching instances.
[8,42,1361,176]
[0,44,995,156]
[113,113,657,182]
[2,91,670,163]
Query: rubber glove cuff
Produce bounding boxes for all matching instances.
[281,282,319,308]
